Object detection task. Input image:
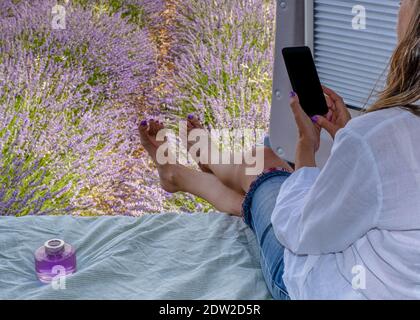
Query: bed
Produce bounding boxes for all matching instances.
[0,213,271,299]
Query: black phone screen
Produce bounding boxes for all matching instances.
[282,46,329,117]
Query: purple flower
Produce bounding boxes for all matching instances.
[168,0,275,131]
[0,0,276,216]
[0,0,166,216]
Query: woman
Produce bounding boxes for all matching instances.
[140,0,420,299]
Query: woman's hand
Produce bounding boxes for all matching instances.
[289,92,322,169]
[289,92,321,152]
[312,86,352,139]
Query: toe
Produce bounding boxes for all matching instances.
[139,120,157,157]
[156,120,165,131]
[187,121,194,131]
[187,114,204,129]
[149,119,160,136]
[139,120,149,139]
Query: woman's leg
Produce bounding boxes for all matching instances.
[139,120,244,215]
[141,119,290,299]
[245,173,291,300]
[186,116,293,194]
[171,165,245,216]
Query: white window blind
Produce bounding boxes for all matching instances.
[313,0,400,109]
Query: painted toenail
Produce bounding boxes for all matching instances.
[187,114,194,120]
[140,120,147,126]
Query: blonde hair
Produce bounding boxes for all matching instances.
[367,0,420,116]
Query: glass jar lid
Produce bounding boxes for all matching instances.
[44,239,65,255]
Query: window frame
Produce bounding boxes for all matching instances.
[304,0,387,112]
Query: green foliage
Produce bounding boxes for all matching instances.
[71,0,149,28]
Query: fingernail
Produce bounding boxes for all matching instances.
[311,116,319,123]
[140,120,147,126]
[187,114,194,120]
[289,91,296,98]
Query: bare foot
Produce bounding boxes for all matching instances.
[139,119,182,193]
[186,114,214,173]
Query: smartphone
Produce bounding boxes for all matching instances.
[282,46,329,117]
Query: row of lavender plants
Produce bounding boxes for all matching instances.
[0,0,276,215]
[0,0,170,216]
[168,0,275,130]
[161,0,276,211]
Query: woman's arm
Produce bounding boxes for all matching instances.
[291,86,352,170]
[295,139,317,170]
[274,89,376,255]
[288,92,321,170]
[271,128,381,255]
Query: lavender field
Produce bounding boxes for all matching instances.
[0,0,275,216]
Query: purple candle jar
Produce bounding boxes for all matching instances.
[34,239,76,283]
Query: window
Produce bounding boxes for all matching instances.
[311,0,400,109]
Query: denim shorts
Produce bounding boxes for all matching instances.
[242,169,292,300]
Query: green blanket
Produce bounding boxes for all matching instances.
[0,213,271,299]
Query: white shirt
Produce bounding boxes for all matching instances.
[271,107,420,300]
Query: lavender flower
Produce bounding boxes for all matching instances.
[0,0,276,216]
[156,0,275,212]
[168,0,275,130]
[71,0,165,29]
[0,0,164,216]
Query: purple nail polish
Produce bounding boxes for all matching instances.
[289,91,296,98]
[311,116,319,123]
[140,120,147,126]
[187,114,194,120]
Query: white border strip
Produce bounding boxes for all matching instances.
[304,0,314,51]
